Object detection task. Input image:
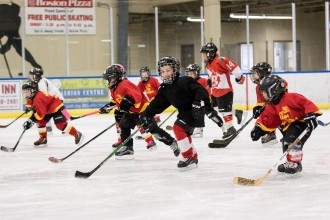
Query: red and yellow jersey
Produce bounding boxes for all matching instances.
[137,77,160,101]
[110,79,149,114]
[256,92,322,132]
[255,79,289,106]
[206,54,239,97]
[196,77,210,95]
[26,91,64,121]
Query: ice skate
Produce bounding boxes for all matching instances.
[170,140,180,157]
[222,126,237,140]
[34,137,47,148]
[261,132,278,146]
[115,146,134,160]
[277,162,302,174]
[74,131,85,146]
[177,157,198,171]
[146,140,157,151]
[192,127,203,138]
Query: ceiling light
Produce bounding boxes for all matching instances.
[187,17,205,22]
[230,13,292,20]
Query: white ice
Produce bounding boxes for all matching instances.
[1,110,330,220]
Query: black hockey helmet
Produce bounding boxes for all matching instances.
[22,80,39,99]
[185,63,201,78]
[250,62,272,84]
[103,64,126,89]
[29,68,43,82]
[200,42,218,63]
[259,75,286,104]
[157,56,180,84]
[139,66,150,82]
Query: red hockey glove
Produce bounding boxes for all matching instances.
[235,75,245,84]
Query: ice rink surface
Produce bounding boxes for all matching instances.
[0,110,330,220]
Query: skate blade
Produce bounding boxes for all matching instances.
[178,163,198,172]
[262,139,278,147]
[34,144,47,148]
[76,134,85,146]
[115,155,135,160]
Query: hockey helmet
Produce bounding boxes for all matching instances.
[103,64,126,89]
[22,80,39,99]
[139,66,150,82]
[185,63,201,78]
[157,56,180,84]
[29,68,43,82]
[200,42,218,63]
[250,62,272,84]
[259,75,286,104]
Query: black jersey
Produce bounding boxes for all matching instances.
[144,76,210,126]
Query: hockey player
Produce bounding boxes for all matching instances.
[249,62,278,146]
[140,56,224,170]
[111,66,158,150]
[250,75,322,174]
[22,81,84,147]
[99,64,157,159]
[200,42,246,140]
[27,68,66,135]
[185,63,210,138]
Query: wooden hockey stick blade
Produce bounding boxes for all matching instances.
[48,156,61,163]
[233,173,270,186]
[0,146,15,152]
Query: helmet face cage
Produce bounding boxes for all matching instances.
[185,63,201,78]
[158,56,180,84]
[200,43,218,62]
[139,66,150,82]
[22,81,39,99]
[29,68,43,82]
[259,75,285,103]
[102,64,125,89]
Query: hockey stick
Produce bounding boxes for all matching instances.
[1,129,27,152]
[0,112,26,128]
[70,110,100,120]
[317,119,330,127]
[233,128,310,186]
[75,110,177,179]
[48,122,116,163]
[0,40,13,78]
[75,126,141,179]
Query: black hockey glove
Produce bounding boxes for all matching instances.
[24,106,33,114]
[191,101,204,120]
[252,105,264,119]
[250,124,266,141]
[140,113,158,133]
[304,113,318,131]
[23,118,35,130]
[120,96,134,113]
[99,102,115,114]
[205,106,223,127]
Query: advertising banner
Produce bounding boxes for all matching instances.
[25,0,96,35]
[0,81,22,110]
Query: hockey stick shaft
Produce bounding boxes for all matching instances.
[1,129,27,152]
[70,110,100,120]
[48,122,116,163]
[0,40,13,78]
[75,126,141,179]
[0,112,26,128]
[233,128,310,186]
[158,109,177,127]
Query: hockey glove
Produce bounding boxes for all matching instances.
[99,102,115,114]
[120,96,134,113]
[205,106,223,127]
[252,105,264,119]
[191,101,204,120]
[304,113,318,131]
[140,113,158,133]
[24,106,33,114]
[23,119,35,130]
[235,75,245,84]
[207,78,212,87]
[250,124,266,141]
